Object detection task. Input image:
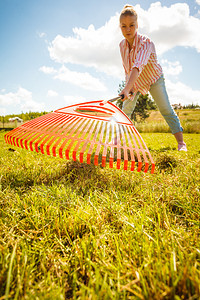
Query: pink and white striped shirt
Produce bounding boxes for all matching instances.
[120,32,163,97]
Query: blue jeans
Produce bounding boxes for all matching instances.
[122,75,183,134]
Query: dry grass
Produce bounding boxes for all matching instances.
[136,109,200,133]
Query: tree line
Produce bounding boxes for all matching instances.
[0,111,50,123]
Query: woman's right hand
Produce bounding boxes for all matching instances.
[119,88,130,101]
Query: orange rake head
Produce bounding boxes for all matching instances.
[4,99,155,173]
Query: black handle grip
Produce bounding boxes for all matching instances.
[107,92,132,103]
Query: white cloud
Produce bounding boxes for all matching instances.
[55,66,107,91]
[47,90,58,97]
[40,66,57,74]
[48,15,123,78]
[161,59,183,77]
[0,88,45,112]
[40,65,107,91]
[48,3,200,79]
[0,87,31,105]
[166,79,200,105]
[196,0,200,5]
[21,100,45,112]
[135,2,200,54]
[64,95,86,106]
[0,107,6,116]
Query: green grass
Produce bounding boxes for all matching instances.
[0,131,200,299]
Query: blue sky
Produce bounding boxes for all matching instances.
[0,0,200,115]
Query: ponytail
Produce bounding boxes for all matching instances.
[120,4,137,21]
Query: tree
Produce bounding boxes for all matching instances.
[117,81,156,122]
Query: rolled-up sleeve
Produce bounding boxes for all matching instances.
[132,40,154,75]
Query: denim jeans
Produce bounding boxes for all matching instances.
[122,75,183,134]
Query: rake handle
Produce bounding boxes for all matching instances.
[108,94,124,103]
[101,93,133,105]
[108,92,134,103]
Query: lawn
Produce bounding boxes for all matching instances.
[0,130,199,299]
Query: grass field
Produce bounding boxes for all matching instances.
[135,109,200,133]
[0,130,199,299]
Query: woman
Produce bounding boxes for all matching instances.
[119,4,187,151]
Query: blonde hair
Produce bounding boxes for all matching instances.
[120,4,137,21]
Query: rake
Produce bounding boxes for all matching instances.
[4,97,155,173]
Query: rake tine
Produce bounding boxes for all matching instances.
[72,118,94,161]
[102,122,110,167]
[109,121,115,169]
[128,126,150,172]
[51,115,78,157]
[116,124,122,169]
[123,125,136,171]
[39,115,72,154]
[65,117,89,160]
[86,120,102,164]
[120,125,129,170]
[94,121,106,166]
[77,119,97,163]
[58,117,84,159]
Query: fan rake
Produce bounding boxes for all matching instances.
[4,98,155,173]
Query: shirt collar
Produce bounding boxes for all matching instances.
[133,32,138,48]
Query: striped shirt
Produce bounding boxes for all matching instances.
[119,32,163,97]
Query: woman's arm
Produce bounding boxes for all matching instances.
[120,67,139,100]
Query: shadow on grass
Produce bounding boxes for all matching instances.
[2,148,179,192]
[1,159,109,192]
[1,157,146,196]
